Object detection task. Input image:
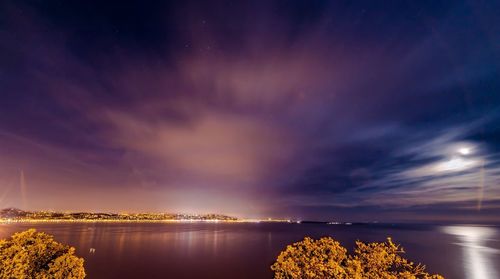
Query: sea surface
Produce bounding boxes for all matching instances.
[0,222,498,279]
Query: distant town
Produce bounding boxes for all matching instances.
[0,208,365,224]
[0,208,242,223]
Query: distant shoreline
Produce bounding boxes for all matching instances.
[0,208,295,224]
[0,219,290,224]
[1,219,498,226]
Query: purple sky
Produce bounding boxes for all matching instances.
[0,0,499,222]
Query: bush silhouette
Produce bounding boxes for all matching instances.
[0,229,85,278]
[271,237,443,279]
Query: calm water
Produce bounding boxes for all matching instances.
[0,223,498,279]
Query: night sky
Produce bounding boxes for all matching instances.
[1,0,499,222]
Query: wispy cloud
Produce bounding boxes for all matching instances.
[0,0,498,220]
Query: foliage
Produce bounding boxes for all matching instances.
[0,229,85,279]
[271,237,443,279]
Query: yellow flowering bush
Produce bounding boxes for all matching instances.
[271,237,443,279]
[0,229,85,279]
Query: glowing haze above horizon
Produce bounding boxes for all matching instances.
[1,0,499,222]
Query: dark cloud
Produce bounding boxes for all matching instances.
[0,0,499,221]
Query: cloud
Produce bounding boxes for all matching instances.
[103,109,295,183]
[0,0,499,220]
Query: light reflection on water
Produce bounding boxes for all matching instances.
[0,223,498,279]
[442,226,499,279]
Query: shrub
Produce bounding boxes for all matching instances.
[0,229,85,278]
[271,237,443,279]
